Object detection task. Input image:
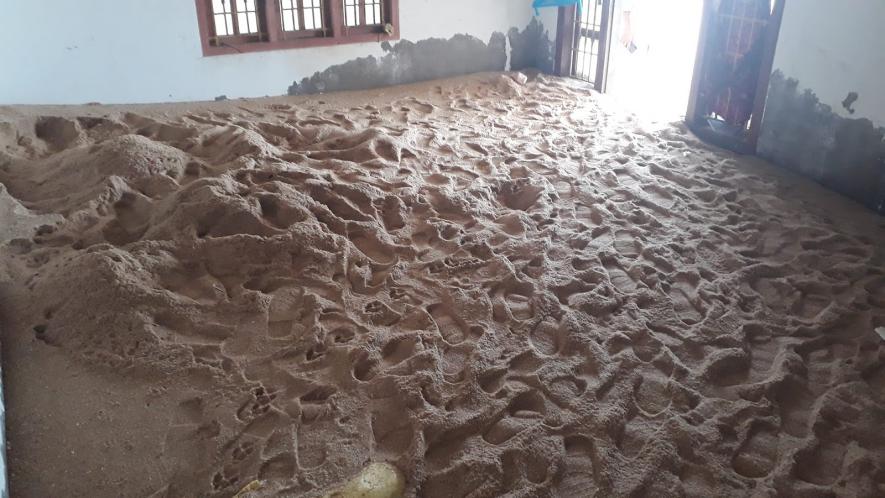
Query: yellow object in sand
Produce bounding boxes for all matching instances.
[233,479,263,498]
[325,462,405,498]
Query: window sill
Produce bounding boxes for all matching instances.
[201,29,399,56]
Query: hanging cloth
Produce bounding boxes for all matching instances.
[532,0,581,16]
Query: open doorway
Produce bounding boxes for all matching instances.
[554,0,785,151]
[606,0,704,122]
[555,0,703,121]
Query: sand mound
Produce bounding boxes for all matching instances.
[2,133,191,214]
[1,73,884,497]
[0,184,63,246]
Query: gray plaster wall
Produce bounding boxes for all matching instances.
[756,0,885,214]
[289,18,553,95]
[758,71,885,214]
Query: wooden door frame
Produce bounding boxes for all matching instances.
[553,1,615,92]
[747,0,786,149]
[684,0,716,124]
[554,5,578,77]
[685,0,787,153]
[594,0,614,92]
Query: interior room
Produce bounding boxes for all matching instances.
[0,1,883,496]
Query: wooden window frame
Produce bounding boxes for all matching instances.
[278,0,329,41]
[196,0,400,57]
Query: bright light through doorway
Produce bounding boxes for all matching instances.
[606,0,704,123]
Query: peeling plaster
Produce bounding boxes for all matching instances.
[289,33,508,95]
[288,18,553,96]
[507,17,554,74]
[841,92,859,115]
[758,70,885,213]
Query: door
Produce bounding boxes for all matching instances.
[554,0,615,91]
[685,0,785,153]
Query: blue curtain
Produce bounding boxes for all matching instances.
[532,0,581,16]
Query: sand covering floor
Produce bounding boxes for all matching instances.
[1,73,884,497]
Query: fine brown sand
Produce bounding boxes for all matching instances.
[1,72,884,497]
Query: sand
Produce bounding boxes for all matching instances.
[0,72,884,497]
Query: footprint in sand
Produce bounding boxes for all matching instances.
[667,273,706,324]
[616,416,652,458]
[296,423,329,469]
[380,334,420,367]
[732,423,779,478]
[364,300,401,326]
[483,390,547,445]
[501,449,551,488]
[774,381,815,437]
[633,366,673,416]
[371,397,414,457]
[529,319,564,356]
[258,452,296,480]
[491,283,535,322]
[603,257,638,293]
[440,343,472,382]
[504,292,534,320]
[427,303,470,344]
[102,191,151,245]
[613,229,642,258]
[794,439,847,486]
[555,436,600,496]
[547,376,588,405]
[352,350,379,382]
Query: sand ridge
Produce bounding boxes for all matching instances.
[0,72,884,497]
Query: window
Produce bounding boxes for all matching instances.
[344,0,383,27]
[209,0,266,43]
[195,0,399,56]
[281,0,325,34]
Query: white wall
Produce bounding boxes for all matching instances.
[0,0,554,105]
[770,0,885,126]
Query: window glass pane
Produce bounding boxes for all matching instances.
[226,14,234,35]
[375,4,381,23]
[214,14,229,35]
[313,9,323,29]
[282,0,293,8]
[212,0,226,13]
[344,0,359,26]
[305,12,316,30]
[238,12,249,33]
[246,12,257,32]
[283,11,295,31]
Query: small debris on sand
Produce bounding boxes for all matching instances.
[325,462,405,498]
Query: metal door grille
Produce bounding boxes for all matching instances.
[570,0,612,90]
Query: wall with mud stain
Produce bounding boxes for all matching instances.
[758,72,885,213]
[757,0,885,213]
[0,0,557,104]
[289,19,553,95]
